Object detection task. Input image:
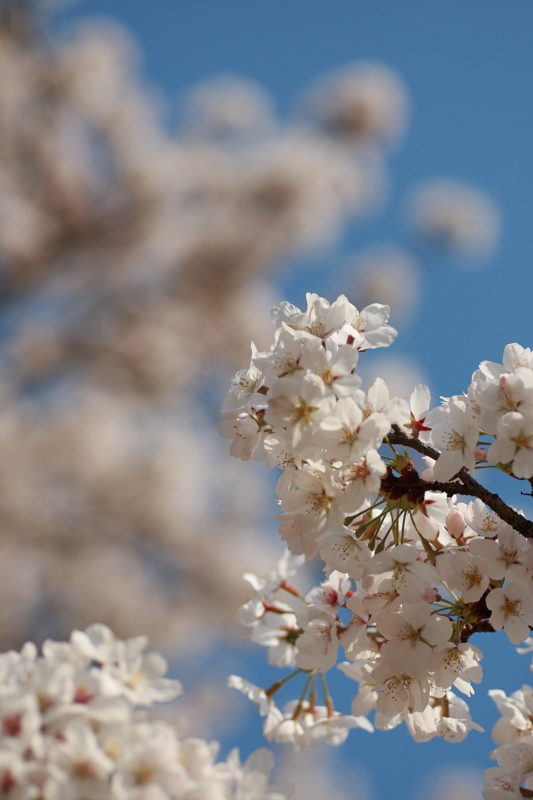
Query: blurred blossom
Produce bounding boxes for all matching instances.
[0,390,281,649]
[304,61,409,147]
[348,245,421,325]
[414,768,483,800]
[407,178,501,263]
[277,750,371,800]
[183,74,275,138]
[0,6,398,655]
[239,130,387,253]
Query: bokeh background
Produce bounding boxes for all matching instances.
[1,1,532,798]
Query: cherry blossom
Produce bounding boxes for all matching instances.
[295,612,340,673]
[218,410,264,461]
[436,551,490,602]
[313,397,391,463]
[319,528,371,579]
[430,642,483,695]
[469,529,532,583]
[376,602,452,681]
[430,398,479,481]
[265,373,335,449]
[400,383,433,440]
[486,582,533,644]
[0,629,291,800]
[222,343,265,412]
[488,412,533,478]
[368,545,438,604]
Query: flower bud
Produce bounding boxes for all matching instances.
[445,508,466,538]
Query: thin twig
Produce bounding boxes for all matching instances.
[387,426,533,539]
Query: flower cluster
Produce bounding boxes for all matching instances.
[482,639,533,799]
[219,292,399,556]
[0,623,290,800]
[220,292,533,772]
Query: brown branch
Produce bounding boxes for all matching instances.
[387,426,533,540]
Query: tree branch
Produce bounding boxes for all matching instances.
[387,426,533,539]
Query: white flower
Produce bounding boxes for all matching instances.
[407,491,450,546]
[433,692,484,743]
[436,551,490,602]
[338,595,372,657]
[279,293,363,343]
[237,548,305,628]
[106,654,181,707]
[431,399,479,481]
[337,660,379,716]
[276,513,323,558]
[495,742,533,778]
[295,704,373,749]
[340,449,387,512]
[362,579,402,618]
[304,572,350,616]
[265,374,335,450]
[486,582,533,644]
[0,750,31,800]
[47,719,115,795]
[372,660,430,717]
[376,602,452,680]
[219,410,264,461]
[251,610,300,668]
[483,765,521,800]
[314,397,390,463]
[0,690,41,749]
[354,377,403,425]
[112,721,188,800]
[279,462,347,539]
[301,341,361,398]
[253,325,313,379]
[221,343,265,412]
[295,611,340,673]
[227,676,272,717]
[463,498,512,539]
[263,433,307,496]
[502,344,533,373]
[368,544,438,603]
[401,384,433,439]
[489,686,533,746]
[488,412,533,478]
[477,368,533,435]
[319,529,371,580]
[431,642,483,695]
[0,626,289,800]
[469,528,532,583]
[345,303,398,350]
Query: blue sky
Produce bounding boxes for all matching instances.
[56,3,533,797]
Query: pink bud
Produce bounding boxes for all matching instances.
[446,508,466,538]
[499,374,509,389]
[474,447,487,462]
[422,586,439,603]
